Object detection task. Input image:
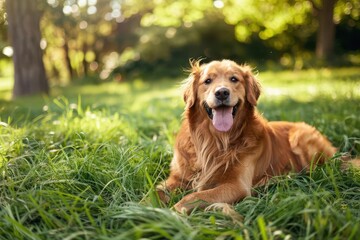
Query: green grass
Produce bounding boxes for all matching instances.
[0,67,360,239]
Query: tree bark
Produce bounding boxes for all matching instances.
[82,39,88,77]
[6,0,49,98]
[63,33,74,80]
[315,0,336,61]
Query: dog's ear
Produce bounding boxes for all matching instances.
[182,59,201,109]
[244,67,261,106]
[183,74,196,109]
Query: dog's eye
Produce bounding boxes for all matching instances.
[230,77,239,83]
[204,79,212,85]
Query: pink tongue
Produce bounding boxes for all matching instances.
[212,107,233,132]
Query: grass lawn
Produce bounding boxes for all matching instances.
[0,67,360,239]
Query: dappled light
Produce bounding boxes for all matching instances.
[0,0,359,93]
[1,66,360,238]
[0,0,360,239]
[260,68,360,102]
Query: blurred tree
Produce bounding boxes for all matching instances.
[227,0,360,61]
[0,0,7,51]
[222,0,341,61]
[6,0,49,97]
[43,1,78,80]
[138,0,358,63]
[313,0,336,60]
[4,0,357,90]
[41,0,156,82]
[43,0,116,81]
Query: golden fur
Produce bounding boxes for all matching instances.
[157,59,341,213]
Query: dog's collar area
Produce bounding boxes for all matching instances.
[203,101,240,120]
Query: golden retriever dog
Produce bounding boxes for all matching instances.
[156,59,352,214]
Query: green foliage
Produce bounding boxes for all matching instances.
[140,0,212,27]
[131,0,360,67]
[3,0,358,88]
[0,68,360,239]
[224,0,312,42]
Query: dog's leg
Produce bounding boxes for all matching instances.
[156,171,192,204]
[156,152,195,204]
[173,162,255,214]
[173,181,251,214]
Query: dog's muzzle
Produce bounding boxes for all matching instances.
[203,101,240,132]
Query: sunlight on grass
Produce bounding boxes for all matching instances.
[0,67,360,239]
[129,87,181,112]
[259,67,360,102]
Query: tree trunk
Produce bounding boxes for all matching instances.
[315,0,336,61]
[63,33,74,80]
[82,40,88,77]
[6,0,49,98]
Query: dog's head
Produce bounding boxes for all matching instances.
[183,59,261,132]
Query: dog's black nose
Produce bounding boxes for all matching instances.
[215,87,230,101]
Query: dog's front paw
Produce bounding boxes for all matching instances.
[156,189,170,204]
[173,194,208,214]
[155,182,171,205]
[173,201,189,214]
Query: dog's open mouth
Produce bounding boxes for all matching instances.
[204,102,239,132]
